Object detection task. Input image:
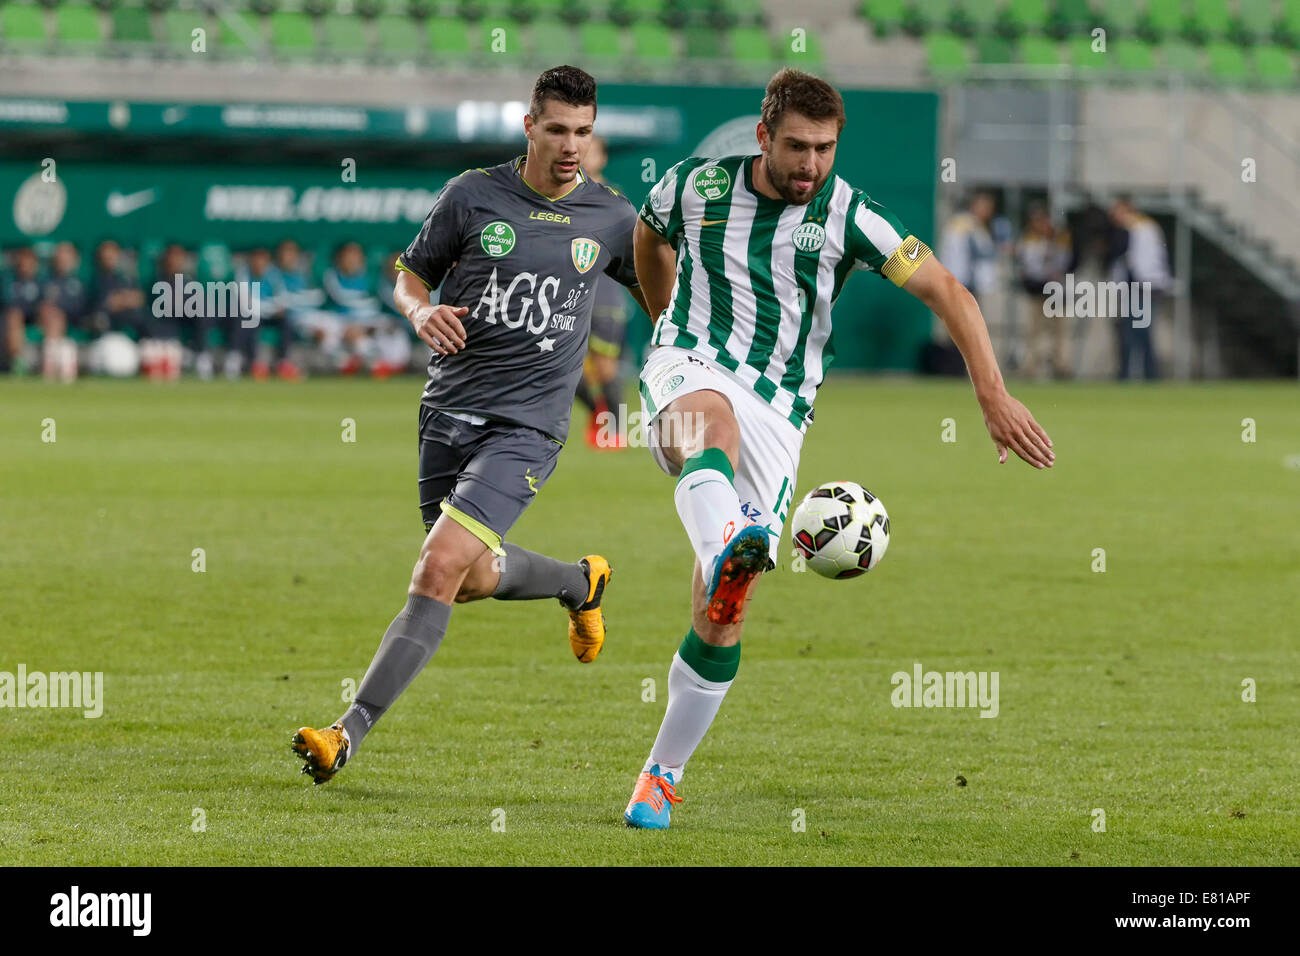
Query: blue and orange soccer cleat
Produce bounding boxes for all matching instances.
[624,764,682,829]
[705,524,771,626]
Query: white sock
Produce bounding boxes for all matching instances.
[643,652,735,783]
[674,457,745,583]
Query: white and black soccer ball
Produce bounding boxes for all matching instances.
[791,480,890,580]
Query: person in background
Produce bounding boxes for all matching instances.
[575,135,634,449]
[233,246,301,381]
[321,241,410,377]
[938,190,1004,365]
[3,246,45,375]
[152,243,201,380]
[89,239,147,338]
[39,242,89,381]
[1015,204,1073,380]
[1108,196,1171,381]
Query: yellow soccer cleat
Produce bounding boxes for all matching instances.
[291,721,350,785]
[567,555,612,663]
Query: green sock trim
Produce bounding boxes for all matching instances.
[677,627,741,683]
[677,447,734,485]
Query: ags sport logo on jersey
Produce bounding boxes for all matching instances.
[792,221,826,253]
[481,221,516,257]
[571,238,600,274]
[692,166,731,201]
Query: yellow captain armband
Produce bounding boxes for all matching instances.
[881,236,932,287]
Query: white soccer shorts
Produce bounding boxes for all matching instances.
[638,344,804,563]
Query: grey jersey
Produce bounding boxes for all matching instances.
[398,156,640,442]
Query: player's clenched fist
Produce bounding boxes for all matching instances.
[409,304,468,355]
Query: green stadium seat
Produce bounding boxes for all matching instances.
[1157,38,1203,72]
[269,11,316,57]
[1068,33,1109,70]
[568,0,614,22]
[375,14,422,58]
[1051,0,1094,35]
[904,0,955,36]
[1141,0,1187,40]
[323,13,372,58]
[1188,0,1231,41]
[217,10,265,55]
[1000,0,1049,36]
[1018,33,1063,65]
[578,20,623,60]
[925,31,970,73]
[1113,36,1157,71]
[55,2,104,50]
[2,2,50,50]
[781,25,823,64]
[1098,0,1140,34]
[529,16,577,60]
[427,15,471,58]
[110,4,153,47]
[728,24,773,62]
[672,0,712,28]
[956,0,1003,36]
[860,0,906,37]
[614,0,666,24]
[163,8,207,54]
[630,20,675,59]
[1205,39,1248,80]
[718,0,764,26]
[1251,44,1296,83]
[975,31,1013,62]
[1234,0,1275,44]
[684,23,722,56]
[520,0,572,19]
[1280,0,1300,47]
[479,15,524,57]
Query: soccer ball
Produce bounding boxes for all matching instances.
[791,480,890,579]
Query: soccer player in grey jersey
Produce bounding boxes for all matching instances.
[623,69,1054,828]
[293,67,650,784]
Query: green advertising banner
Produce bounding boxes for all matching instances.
[0,85,938,369]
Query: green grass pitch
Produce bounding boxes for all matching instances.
[1,377,1297,865]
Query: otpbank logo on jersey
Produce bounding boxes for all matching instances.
[571,237,600,274]
[692,166,731,200]
[792,221,826,253]
[481,221,517,257]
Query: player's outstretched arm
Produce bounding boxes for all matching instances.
[902,255,1055,469]
[394,270,467,356]
[633,219,676,326]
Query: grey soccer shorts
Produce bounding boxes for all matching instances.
[417,405,563,553]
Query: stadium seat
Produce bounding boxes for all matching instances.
[1141,0,1187,41]
[322,12,371,57]
[110,3,153,48]
[578,19,624,60]
[269,11,317,58]
[975,31,1014,63]
[217,10,265,55]
[1000,0,1050,37]
[1156,37,1203,72]
[1233,0,1275,44]
[163,8,208,55]
[613,0,667,25]
[529,16,577,60]
[1018,33,1063,65]
[1280,0,1300,48]
[904,0,955,36]
[780,25,823,64]
[925,31,970,73]
[427,15,471,59]
[1188,0,1232,42]
[684,22,723,57]
[728,24,773,62]
[55,2,105,51]
[1113,36,1157,71]
[1051,0,1094,36]
[1097,0,1141,35]
[1251,44,1297,84]
[521,0,573,19]
[1205,39,1248,80]
[954,0,1002,36]
[375,14,423,58]
[479,15,524,58]
[717,0,764,27]
[1068,33,1109,71]
[860,0,906,37]
[630,20,675,59]
[1,1,51,51]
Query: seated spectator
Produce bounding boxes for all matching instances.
[232,246,301,381]
[3,247,45,375]
[312,241,410,377]
[89,239,147,339]
[38,242,88,381]
[150,243,198,380]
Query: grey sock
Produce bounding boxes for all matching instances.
[340,593,451,755]
[492,543,590,609]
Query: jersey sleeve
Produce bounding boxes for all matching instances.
[397,176,471,290]
[602,191,641,289]
[846,194,932,288]
[637,159,691,248]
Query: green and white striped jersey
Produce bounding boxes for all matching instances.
[639,154,932,432]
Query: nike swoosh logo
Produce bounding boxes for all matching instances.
[700,218,728,227]
[106,189,158,217]
[688,480,722,490]
[905,242,921,261]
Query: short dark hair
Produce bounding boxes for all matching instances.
[760,68,845,135]
[530,66,598,121]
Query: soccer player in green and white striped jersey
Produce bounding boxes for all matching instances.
[622,69,1055,829]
